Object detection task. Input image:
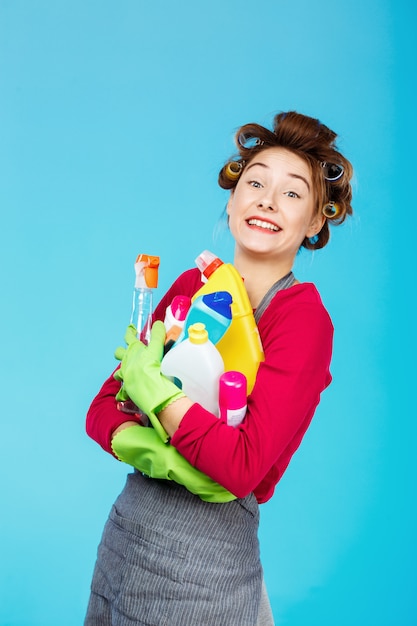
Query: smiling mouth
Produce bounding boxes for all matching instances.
[247,218,280,232]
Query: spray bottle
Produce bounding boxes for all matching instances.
[131,253,160,343]
[118,253,160,420]
[192,250,264,393]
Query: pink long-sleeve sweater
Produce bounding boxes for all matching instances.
[86,268,333,503]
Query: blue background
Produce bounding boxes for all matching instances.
[1,1,415,624]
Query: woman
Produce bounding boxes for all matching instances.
[85,111,353,625]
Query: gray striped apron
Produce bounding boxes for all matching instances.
[85,471,263,625]
[84,274,294,625]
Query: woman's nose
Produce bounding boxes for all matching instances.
[257,198,276,212]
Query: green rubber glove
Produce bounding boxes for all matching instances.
[114,322,185,443]
[112,425,237,503]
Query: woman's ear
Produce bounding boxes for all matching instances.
[306,212,326,238]
[226,190,234,216]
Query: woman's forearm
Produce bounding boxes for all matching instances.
[158,397,194,438]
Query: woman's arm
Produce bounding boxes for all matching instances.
[167,294,333,498]
[85,369,142,455]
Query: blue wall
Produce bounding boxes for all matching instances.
[1,1,415,624]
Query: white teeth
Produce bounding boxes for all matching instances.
[247,218,279,232]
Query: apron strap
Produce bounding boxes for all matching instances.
[254,271,295,323]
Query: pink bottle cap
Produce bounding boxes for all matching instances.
[170,295,191,322]
[219,371,247,409]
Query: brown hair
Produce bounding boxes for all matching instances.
[218,111,353,250]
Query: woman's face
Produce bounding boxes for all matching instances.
[226,147,325,264]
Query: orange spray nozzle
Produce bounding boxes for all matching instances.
[135,253,160,288]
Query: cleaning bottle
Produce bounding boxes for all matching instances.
[193,250,264,393]
[175,291,232,347]
[163,295,191,353]
[118,253,160,421]
[219,371,247,427]
[131,253,160,343]
[161,322,224,415]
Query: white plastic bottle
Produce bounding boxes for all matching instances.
[161,322,224,415]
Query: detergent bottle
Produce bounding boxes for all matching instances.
[161,322,224,415]
[193,250,264,393]
[175,291,232,347]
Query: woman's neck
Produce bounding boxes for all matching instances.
[233,250,296,309]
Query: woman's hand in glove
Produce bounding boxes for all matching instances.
[111,424,236,503]
[114,321,186,442]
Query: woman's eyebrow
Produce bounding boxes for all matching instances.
[289,173,310,191]
[246,162,268,171]
[245,162,311,191]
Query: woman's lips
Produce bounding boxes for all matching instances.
[246,217,281,232]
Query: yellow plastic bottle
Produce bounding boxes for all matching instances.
[192,250,264,393]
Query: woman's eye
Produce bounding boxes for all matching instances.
[249,180,262,188]
[286,191,300,198]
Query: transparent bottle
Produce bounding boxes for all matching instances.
[118,253,160,421]
[131,254,160,343]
